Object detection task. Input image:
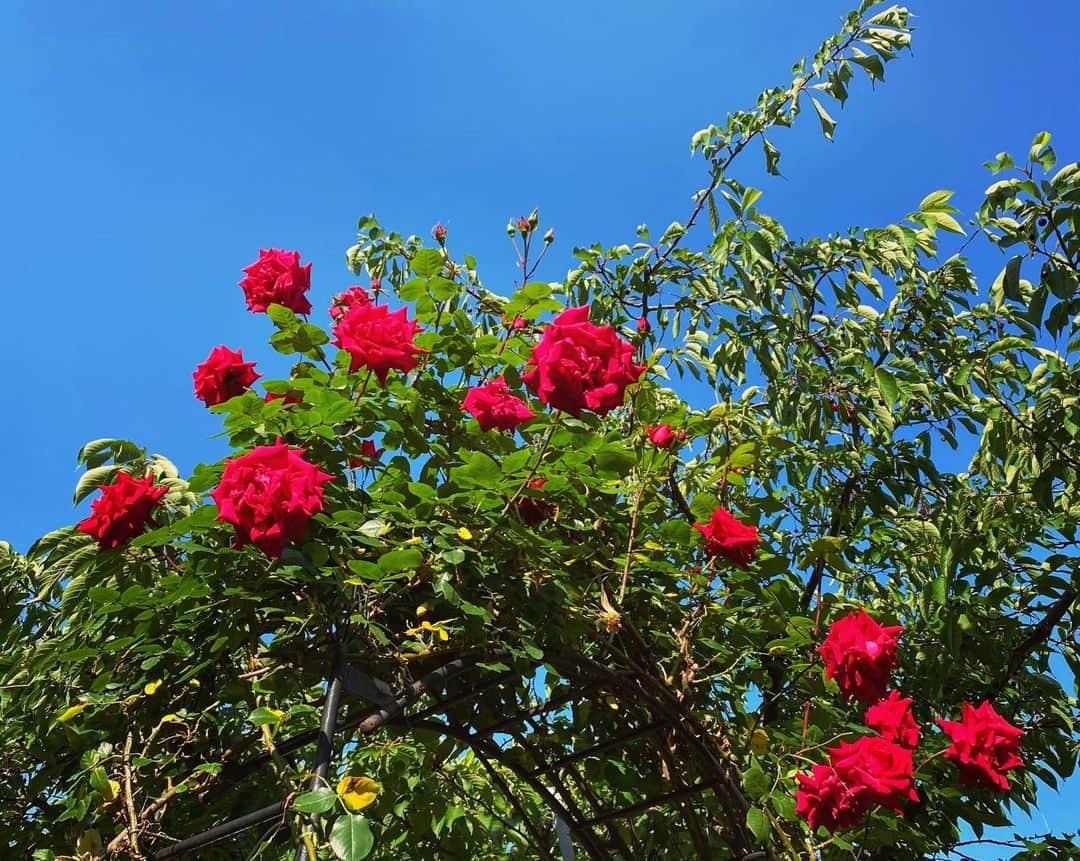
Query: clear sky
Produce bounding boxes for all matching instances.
[2,1,1077,855]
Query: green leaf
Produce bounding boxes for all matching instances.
[874,367,899,408]
[377,548,423,573]
[74,465,118,505]
[746,807,771,842]
[742,763,770,800]
[762,137,781,176]
[450,452,501,488]
[330,814,374,861]
[248,706,284,726]
[810,97,836,141]
[411,249,444,278]
[293,788,339,814]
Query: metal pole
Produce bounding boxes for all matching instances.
[294,650,345,861]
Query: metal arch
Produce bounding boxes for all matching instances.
[148,646,756,860]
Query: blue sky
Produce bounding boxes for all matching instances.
[1,1,1076,854]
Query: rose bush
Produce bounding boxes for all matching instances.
[1,4,1078,860]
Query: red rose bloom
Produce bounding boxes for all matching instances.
[795,763,865,833]
[829,736,919,812]
[463,378,535,432]
[645,423,679,449]
[193,346,260,407]
[819,609,903,705]
[329,286,373,321]
[239,248,313,314]
[522,305,645,417]
[77,472,168,550]
[350,439,384,468]
[211,441,332,558]
[937,701,1023,792]
[516,478,554,526]
[692,506,759,567]
[333,303,425,385]
[866,691,921,749]
[796,736,918,833]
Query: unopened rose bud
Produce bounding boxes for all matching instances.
[371,277,382,294]
[637,317,651,335]
[543,227,554,244]
[433,224,447,243]
[527,208,539,229]
[517,217,531,233]
[510,316,528,331]
[506,219,517,236]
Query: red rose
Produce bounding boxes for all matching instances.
[239,248,312,315]
[637,316,651,334]
[333,303,425,385]
[193,346,260,407]
[463,378,535,432]
[433,224,447,243]
[349,439,384,468]
[522,305,645,417]
[795,763,865,833]
[645,423,680,449]
[796,736,918,833]
[692,506,759,567]
[516,478,554,526]
[329,286,373,321]
[517,216,531,233]
[510,316,528,331]
[829,736,918,811]
[937,701,1023,792]
[819,609,903,705]
[77,472,167,550]
[210,441,332,558]
[866,690,921,749]
[264,390,302,406]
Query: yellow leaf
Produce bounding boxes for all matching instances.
[144,679,163,696]
[102,779,120,803]
[750,729,770,756]
[57,703,88,724]
[406,620,450,642]
[404,536,423,546]
[187,678,201,688]
[160,713,182,724]
[456,526,473,541]
[415,602,432,618]
[77,829,103,855]
[337,776,380,812]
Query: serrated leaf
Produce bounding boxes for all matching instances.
[411,249,444,278]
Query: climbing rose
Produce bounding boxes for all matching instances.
[333,303,425,384]
[211,441,332,558]
[522,305,645,417]
[77,472,167,550]
[693,506,759,567]
[350,439,384,468]
[829,736,919,811]
[516,478,554,526]
[193,346,260,407]
[463,378,535,432]
[819,609,903,704]
[239,248,312,314]
[795,764,865,833]
[937,701,1024,792]
[645,423,681,449]
[795,736,918,833]
[866,691,921,749]
[329,286,372,321]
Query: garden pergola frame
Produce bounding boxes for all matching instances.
[147,644,756,861]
